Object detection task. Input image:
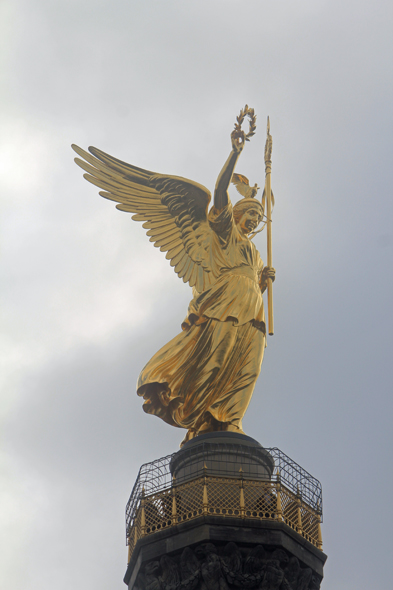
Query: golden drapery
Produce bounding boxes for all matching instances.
[137,202,266,437]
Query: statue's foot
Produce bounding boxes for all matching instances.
[225,423,246,435]
[180,418,246,446]
[180,429,197,447]
[196,416,246,436]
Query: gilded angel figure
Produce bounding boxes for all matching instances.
[73,109,275,446]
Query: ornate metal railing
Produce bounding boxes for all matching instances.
[125,447,323,561]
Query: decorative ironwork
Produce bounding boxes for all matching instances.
[125,447,323,562]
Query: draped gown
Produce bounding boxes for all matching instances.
[137,200,266,439]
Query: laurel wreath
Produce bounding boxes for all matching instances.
[233,105,257,142]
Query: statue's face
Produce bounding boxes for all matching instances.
[238,207,262,235]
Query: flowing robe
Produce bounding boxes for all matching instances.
[137,202,266,435]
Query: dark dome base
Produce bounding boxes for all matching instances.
[170,431,275,483]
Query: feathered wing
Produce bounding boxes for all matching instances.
[231,173,251,198]
[72,144,215,292]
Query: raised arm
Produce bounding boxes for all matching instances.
[214,132,244,210]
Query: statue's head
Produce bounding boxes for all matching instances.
[233,198,263,235]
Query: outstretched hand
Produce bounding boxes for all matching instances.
[231,130,245,154]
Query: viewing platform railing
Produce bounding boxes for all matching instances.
[125,447,323,562]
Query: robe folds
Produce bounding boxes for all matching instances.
[137,202,266,435]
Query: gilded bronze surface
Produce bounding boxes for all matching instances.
[72,106,275,446]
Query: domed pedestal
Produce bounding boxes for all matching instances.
[170,431,275,483]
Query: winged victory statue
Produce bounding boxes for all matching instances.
[73,106,275,446]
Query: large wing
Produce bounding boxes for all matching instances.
[231,173,251,198]
[72,145,215,292]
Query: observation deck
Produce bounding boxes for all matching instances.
[125,433,324,578]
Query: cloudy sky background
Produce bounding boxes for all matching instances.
[1,1,392,588]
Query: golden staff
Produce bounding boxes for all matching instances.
[264,117,274,335]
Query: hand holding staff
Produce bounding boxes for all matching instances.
[264,117,274,335]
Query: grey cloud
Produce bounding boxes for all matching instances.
[1,1,393,589]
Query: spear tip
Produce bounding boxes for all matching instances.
[267,116,270,135]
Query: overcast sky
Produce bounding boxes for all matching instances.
[1,1,393,589]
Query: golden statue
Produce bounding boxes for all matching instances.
[72,106,275,446]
